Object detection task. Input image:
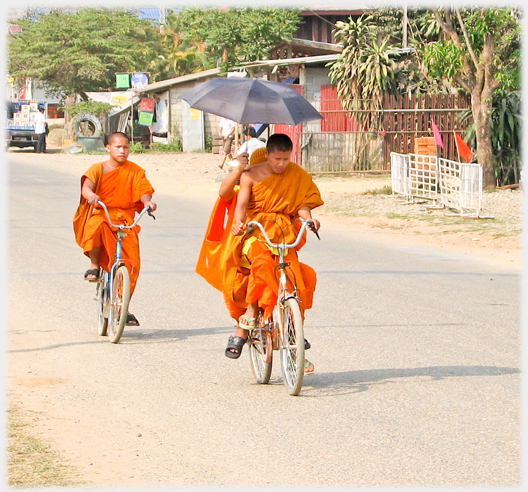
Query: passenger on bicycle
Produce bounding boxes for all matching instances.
[196,134,323,370]
[73,132,157,327]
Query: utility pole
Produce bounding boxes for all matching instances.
[159,6,166,33]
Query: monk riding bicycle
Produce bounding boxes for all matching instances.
[94,200,155,343]
[245,217,319,396]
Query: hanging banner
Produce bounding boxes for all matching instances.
[115,73,130,89]
[131,73,149,90]
[109,94,131,107]
[138,111,154,126]
[139,97,155,113]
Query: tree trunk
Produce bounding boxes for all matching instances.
[472,89,496,189]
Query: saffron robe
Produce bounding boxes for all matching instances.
[73,160,154,295]
[196,160,323,320]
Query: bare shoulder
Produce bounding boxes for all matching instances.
[246,162,273,183]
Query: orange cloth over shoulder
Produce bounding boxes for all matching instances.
[195,148,265,293]
[73,160,154,295]
[197,146,324,320]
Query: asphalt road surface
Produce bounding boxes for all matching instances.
[7,156,521,488]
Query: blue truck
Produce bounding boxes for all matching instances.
[6,101,43,151]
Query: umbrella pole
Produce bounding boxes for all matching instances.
[235,122,239,154]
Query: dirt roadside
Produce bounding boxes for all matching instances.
[8,148,522,270]
[6,148,522,486]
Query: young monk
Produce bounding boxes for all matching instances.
[73,132,157,327]
[224,133,323,366]
[196,135,323,374]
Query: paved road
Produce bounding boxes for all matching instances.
[7,156,521,487]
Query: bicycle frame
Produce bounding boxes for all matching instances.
[246,218,315,348]
[96,201,154,311]
[247,218,314,300]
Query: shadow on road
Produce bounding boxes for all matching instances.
[301,365,520,397]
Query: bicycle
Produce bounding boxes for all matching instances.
[245,218,319,396]
[94,201,155,344]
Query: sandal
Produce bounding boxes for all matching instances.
[304,359,314,375]
[126,313,140,326]
[84,268,100,281]
[238,315,256,329]
[225,335,247,359]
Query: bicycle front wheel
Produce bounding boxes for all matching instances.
[279,298,305,396]
[107,265,130,344]
[248,320,273,384]
[96,271,108,336]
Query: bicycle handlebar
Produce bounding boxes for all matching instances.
[96,201,155,230]
[246,219,318,251]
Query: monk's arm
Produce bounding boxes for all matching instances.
[298,205,320,231]
[232,173,252,235]
[140,193,157,212]
[218,153,248,202]
[81,178,100,205]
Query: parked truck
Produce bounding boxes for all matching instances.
[5,101,44,151]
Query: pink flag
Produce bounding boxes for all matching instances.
[431,120,444,148]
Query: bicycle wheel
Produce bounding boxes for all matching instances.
[107,265,130,344]
[96,271,108,336]
[248,317,273,384]
[279,297,305,396]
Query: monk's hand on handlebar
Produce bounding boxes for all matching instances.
[307,219,321,240]
[231,220,246,236]
[145,206,156,220]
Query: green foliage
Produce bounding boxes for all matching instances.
[151,141,183,152]
[130,142,147,153]
[8,8,169,99]
[328,15,405,125]
[423,41,463,82]
[173,7,302,72]
[65,101,114,118]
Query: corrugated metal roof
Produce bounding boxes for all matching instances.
[137,8,161,22]
[137,68,222,94]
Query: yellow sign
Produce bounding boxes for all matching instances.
[190,108,200,120]
[110,94,130,106]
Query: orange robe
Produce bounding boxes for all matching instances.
[73,160,154,295]
[196,160,323,321]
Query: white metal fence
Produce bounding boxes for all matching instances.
[409,153,438,201]
[390,152,410,196]
[390,152,483,214]
[438,158,483,213]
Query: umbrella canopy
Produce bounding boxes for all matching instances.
[179,77,324,126]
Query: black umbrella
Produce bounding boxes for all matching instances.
[179,77,324,126]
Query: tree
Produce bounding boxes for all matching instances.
[424,7,521,188]
[156,9,209,77]
[328,7,521,188]
[172,7,302,72]
[7,8,169,101]
[328,15,408,129]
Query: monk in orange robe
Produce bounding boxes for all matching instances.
[195,134,323,368]
[73,132,157,326]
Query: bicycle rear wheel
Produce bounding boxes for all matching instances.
[248,317,273,384]
[96,270,108,336]
[279,297,304,396]
[107,265,130,344]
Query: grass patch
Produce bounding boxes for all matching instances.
[363,185,393,195]
[7,405,86,488]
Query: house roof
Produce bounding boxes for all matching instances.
[137,68,222,94]
[240,54,339,70]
